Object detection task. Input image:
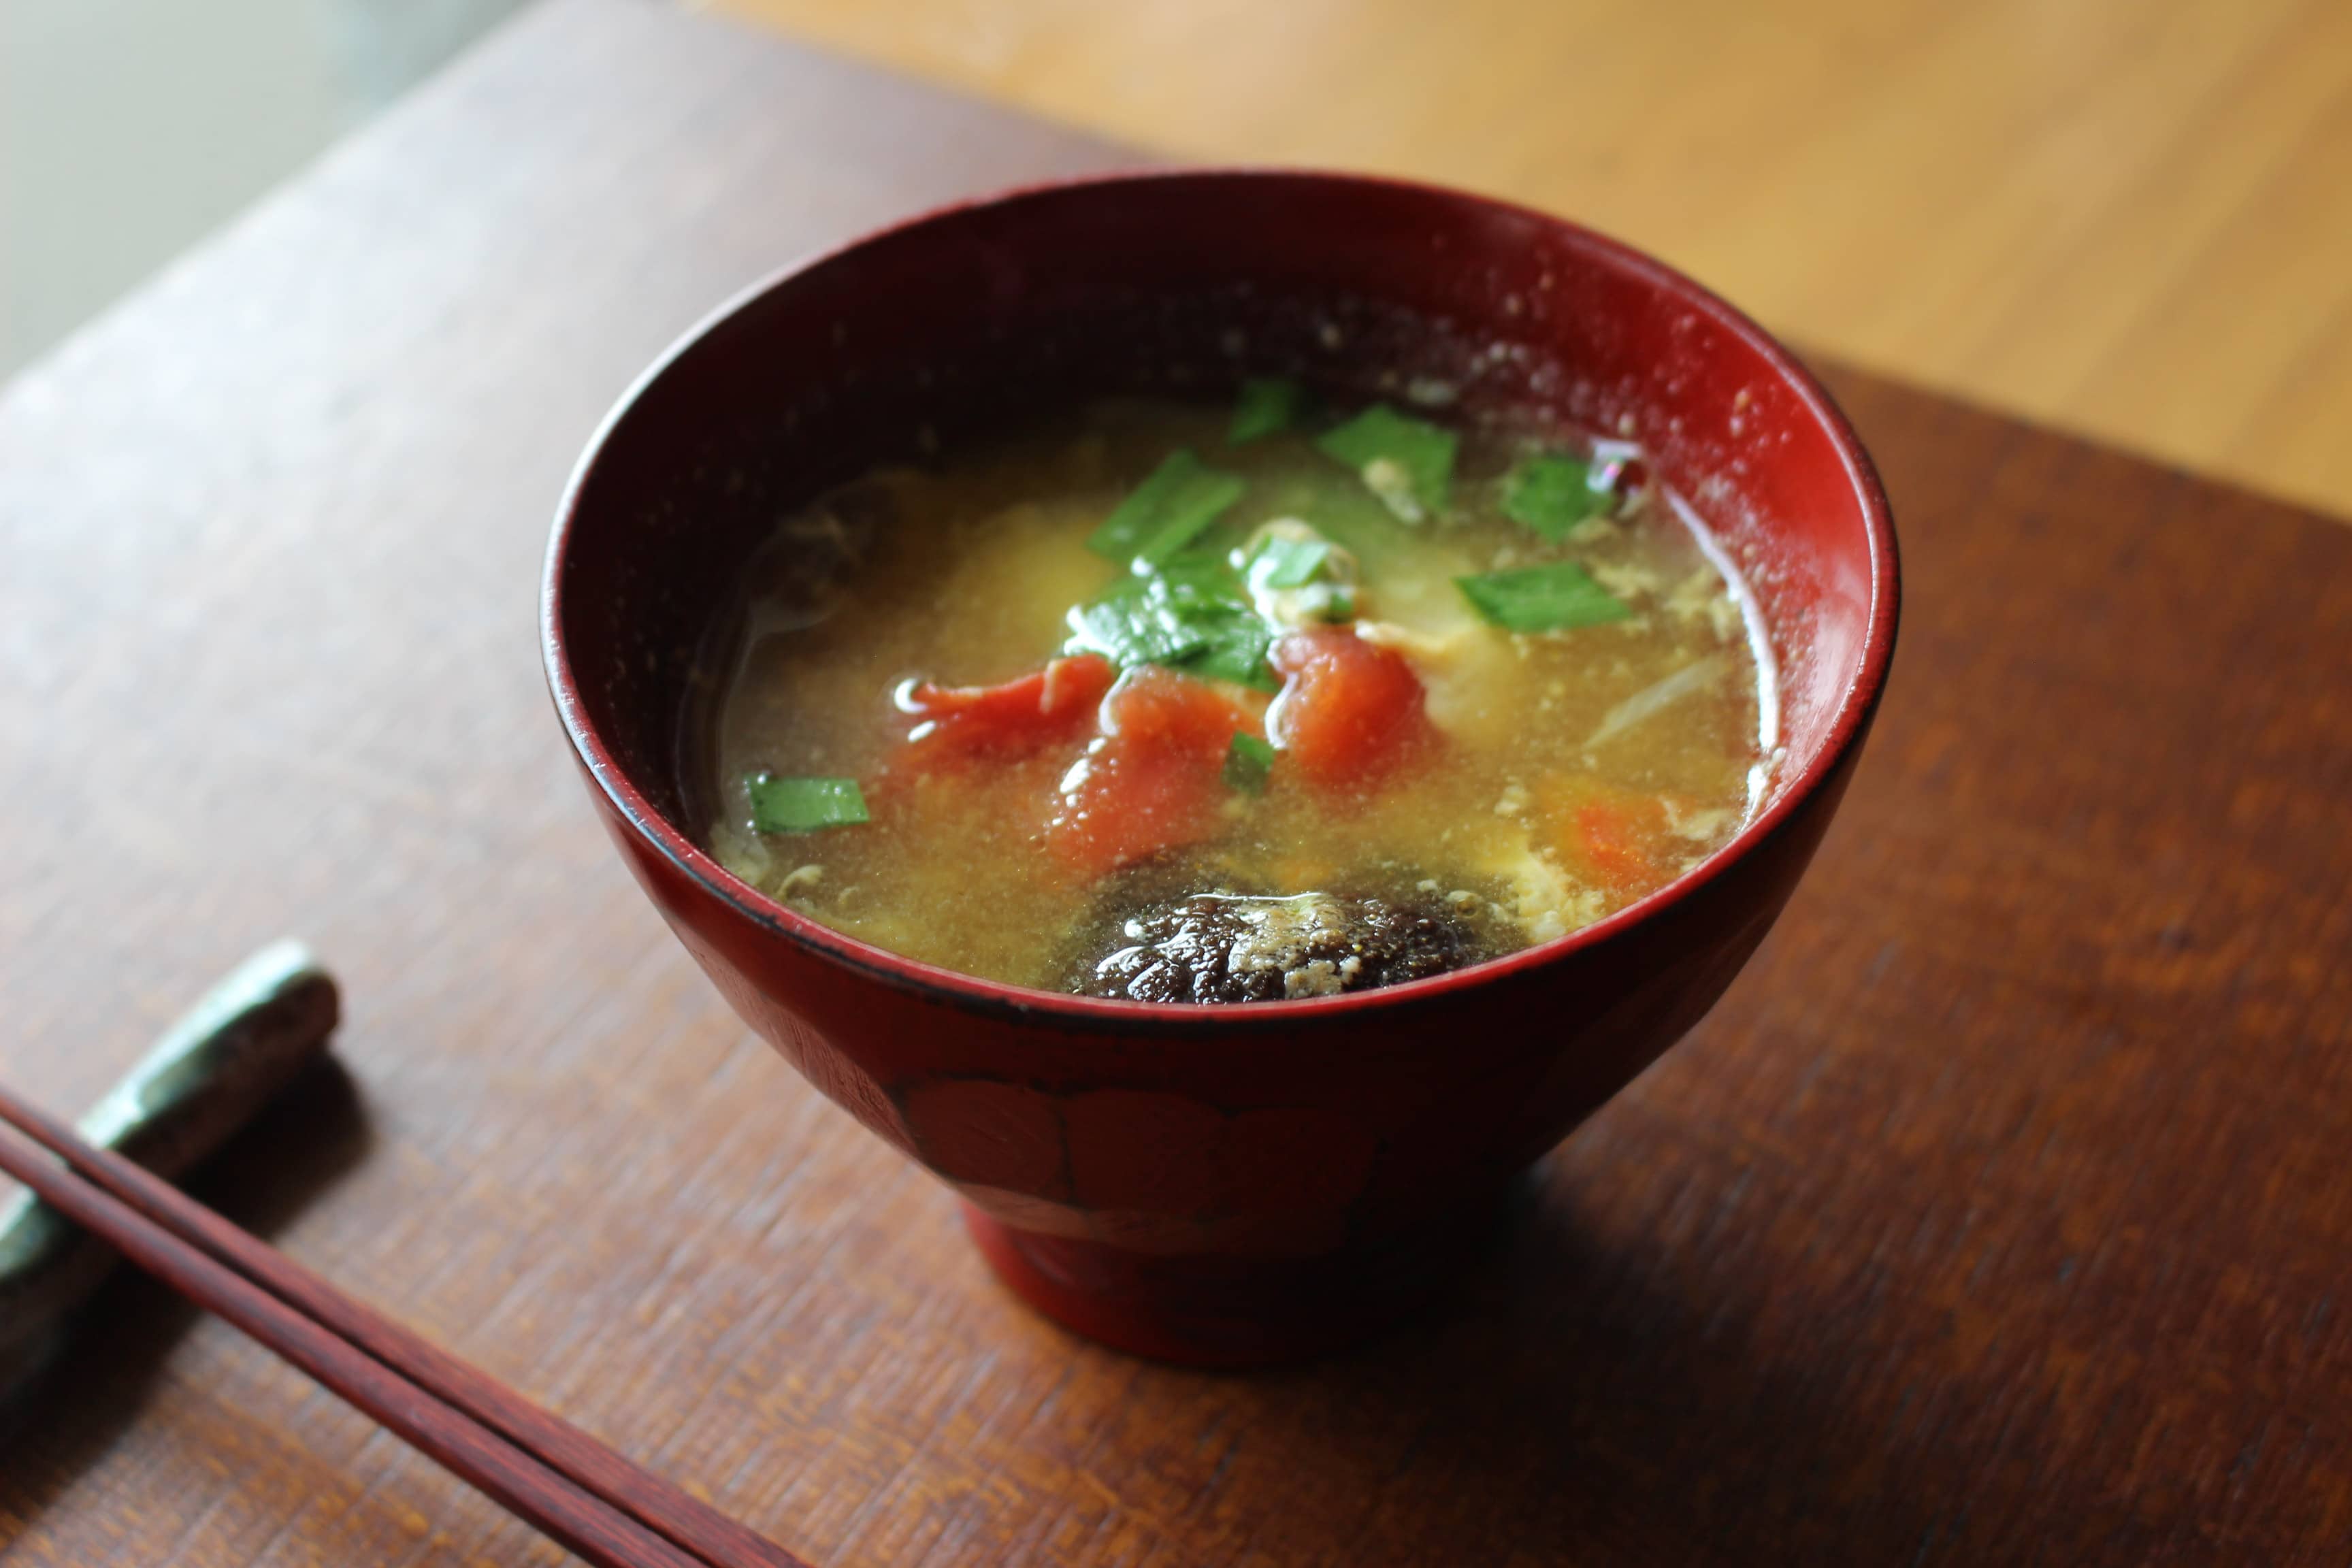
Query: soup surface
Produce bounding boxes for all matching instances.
[699,389,1774,1001]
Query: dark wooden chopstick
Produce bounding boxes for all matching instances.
[0,1113,697,1568]
[0,1083,810,1568]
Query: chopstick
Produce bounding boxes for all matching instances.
[0,1083,811,1568]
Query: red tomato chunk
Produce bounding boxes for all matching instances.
[1265,626,1436,791]
[1539,774,1680,899]
[1047,666,1264,881]
[894,653,1115,771]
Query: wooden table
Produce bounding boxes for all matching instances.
[2,2,2347,1561]
[722,0,2352,524]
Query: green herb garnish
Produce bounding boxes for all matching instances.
[1086,449,1247,568]
[1067,577,1210,668]
[1066,556,1279,691]
[1186,609,1278,690]
[1158,556,1279,689]
[1501,453,1610,542]
[1315,405,1457,519]
[1223,732,1276,793]
[1247,533,1333,590]
[1455,561,1631,633]
[1228,378,1302,444]
[746,773,869,834]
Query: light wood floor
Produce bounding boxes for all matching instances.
[718,0,2352,520]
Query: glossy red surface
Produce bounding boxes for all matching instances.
[543,170,1899,1364]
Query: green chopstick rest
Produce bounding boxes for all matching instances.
[0,939,340,1393]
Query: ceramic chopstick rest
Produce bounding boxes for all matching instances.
[0,940,340,1392]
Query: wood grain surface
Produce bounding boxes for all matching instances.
[1,1,2349,1562]
[722,0,2352,525]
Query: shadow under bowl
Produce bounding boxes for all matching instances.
[542,169,1899,1366]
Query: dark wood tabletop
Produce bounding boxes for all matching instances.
[3,1,2348,1563]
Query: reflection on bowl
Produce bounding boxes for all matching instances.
[542,169,1898,1365]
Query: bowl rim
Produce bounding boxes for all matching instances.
[542,165,1900,1037]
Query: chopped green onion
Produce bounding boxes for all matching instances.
[1223,732,1276,793]
[1455,562,1631,633]
[1314,405,1457,519]
[1247,534,1333,590]
[1066,577,1210,668]
[1501,453,1609,542]
[1154,552,1248,602]
[1160,556,1279,689]
[1086,449,1247,567]
[1184,609,1278,691]
[746,773,868,834]
[1066,556,1279,691]
[1228,378,1302,444]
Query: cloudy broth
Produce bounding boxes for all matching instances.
[699,392,1772,1002]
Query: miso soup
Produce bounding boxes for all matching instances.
[698,387,1775,1002]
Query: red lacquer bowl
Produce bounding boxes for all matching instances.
[542,170,1898,1365]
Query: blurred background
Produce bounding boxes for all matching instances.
[5,0,2349,514]
[1,0,530,373]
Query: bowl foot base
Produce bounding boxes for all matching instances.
[961,1194,1515,1367]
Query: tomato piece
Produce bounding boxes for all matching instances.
[1540,774,1678,898]
[1573,802,1663,892]
[1046,666,1262,881]
[893,653,1115,772]
[1100,663,1260,753]
[1264,626,1436,791]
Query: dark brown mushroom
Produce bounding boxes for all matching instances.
[1068,888,1488,1004]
